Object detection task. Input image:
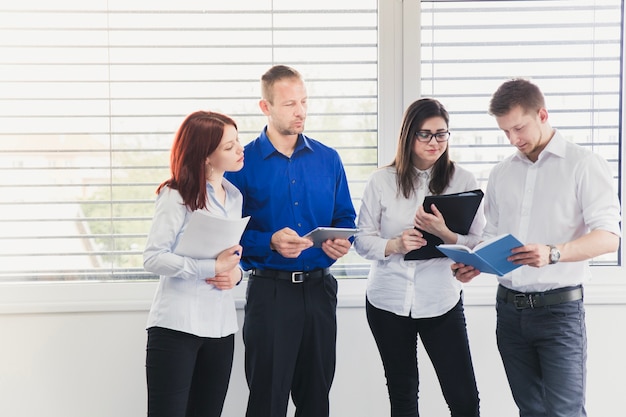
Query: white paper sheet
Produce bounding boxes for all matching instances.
[174,211,250,259]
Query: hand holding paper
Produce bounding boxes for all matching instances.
[215,244,242,275]
[174,211,250,259]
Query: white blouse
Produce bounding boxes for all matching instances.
[354,165,486,318]
[144,180,243,337]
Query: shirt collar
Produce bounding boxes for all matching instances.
[259,126,313,159]
[512,128,566,163]
[205,178,239,214]
[540,129,566,159]
[413,166,433,178]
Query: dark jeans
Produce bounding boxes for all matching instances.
[243,272,338,417]
[496,294,587,417]
[366,296,480,417]
[146,326,234,417]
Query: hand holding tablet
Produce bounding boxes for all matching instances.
[303,227,359,248]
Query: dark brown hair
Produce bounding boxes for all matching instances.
[156,111,237,211]
[390,98,455,198]
[489,78,546,117]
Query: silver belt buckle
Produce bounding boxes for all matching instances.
[514,294,528,309]
[513,293,536,309]
[291,272,305,283]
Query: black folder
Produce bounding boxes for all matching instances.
[404,189,484,261]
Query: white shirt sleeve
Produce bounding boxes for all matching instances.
[354,172,392,261]
[143,188,216,280]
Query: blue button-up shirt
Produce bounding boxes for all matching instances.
[225,127,356,271]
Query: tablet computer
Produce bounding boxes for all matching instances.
[303,227,359,248]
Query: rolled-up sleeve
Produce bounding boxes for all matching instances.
[580,154,622,237]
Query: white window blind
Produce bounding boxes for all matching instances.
[0,0,378,281]
[421,0,623,265]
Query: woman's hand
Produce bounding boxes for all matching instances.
[414,204,457,244]
[215,244,242,274]
[385,228,427,256]
[206,267,242,290]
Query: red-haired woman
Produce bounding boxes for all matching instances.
[143,111,245,417]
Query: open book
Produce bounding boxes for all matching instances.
[436,233,524,276]
[174,211,250,259]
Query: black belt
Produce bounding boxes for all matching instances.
[497,284,583,310]
[251,268,330,284]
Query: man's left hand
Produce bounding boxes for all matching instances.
[509,243,550,268]
[321,238,352,260]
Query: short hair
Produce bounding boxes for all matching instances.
[489,78,546,117]
[261,65,303,104]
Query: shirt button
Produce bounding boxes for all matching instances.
[294,201,299,206]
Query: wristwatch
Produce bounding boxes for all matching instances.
[548,244,561,264]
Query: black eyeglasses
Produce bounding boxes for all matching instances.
[415,131,450,143]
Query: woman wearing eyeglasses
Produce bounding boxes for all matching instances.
[354,98,484,417]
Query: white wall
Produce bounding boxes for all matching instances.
[0,279,625,417]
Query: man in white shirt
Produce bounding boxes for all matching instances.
[455,78,621,417]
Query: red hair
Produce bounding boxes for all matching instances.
[156,111,237,211]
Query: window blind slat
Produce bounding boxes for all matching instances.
[422,0,622,265]
[0,1,378,281]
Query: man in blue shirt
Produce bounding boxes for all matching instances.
[225,65,356,417]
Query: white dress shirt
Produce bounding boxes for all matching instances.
[355,165,486,318]
[484,129,622,293]
[144,180,243,337]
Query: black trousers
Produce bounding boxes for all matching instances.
[243,272,338,417]
[366,297,480,417]
[146,327,234,417]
